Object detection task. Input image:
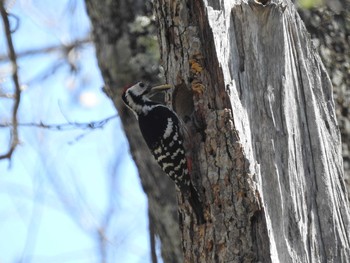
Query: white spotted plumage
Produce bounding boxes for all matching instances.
[121,81,205,224]
[163,118,173,139]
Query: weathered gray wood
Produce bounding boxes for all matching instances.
[154,0,350,261]
[230,1,350,261]
[298,3,350,198]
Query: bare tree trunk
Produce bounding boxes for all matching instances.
[84,1,183,262]
[298,1,350,196]
[154,0,350,262]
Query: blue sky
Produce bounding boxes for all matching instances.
[0,0,153,262]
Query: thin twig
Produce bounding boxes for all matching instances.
[0,115,118,131]
[0,37,91,62]
[0,1,21,160]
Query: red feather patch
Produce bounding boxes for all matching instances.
[122,83,135,93]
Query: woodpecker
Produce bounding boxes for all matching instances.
[122,82,205,224]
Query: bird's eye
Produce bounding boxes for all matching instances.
[139,82,145,88]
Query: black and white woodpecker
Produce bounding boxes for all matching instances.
[121,82,205,224]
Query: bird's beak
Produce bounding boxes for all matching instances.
[148,84,173,97]
[150,84,173,92]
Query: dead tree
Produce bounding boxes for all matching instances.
[153,0,350,261]
[86,0,350,261]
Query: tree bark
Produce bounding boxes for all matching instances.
[154,0,350,262]
[84,1,183,262]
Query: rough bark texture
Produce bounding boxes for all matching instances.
[84,1,183,262]
[154,0,350,262]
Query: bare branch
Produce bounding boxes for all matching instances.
[0,2,21,161]
[0,115,118,131]
[0,37,92,62]
[0,92,15,98]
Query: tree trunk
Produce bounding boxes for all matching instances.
[154,0,350,262]
[297,1,350,197]
[84,1,183,262]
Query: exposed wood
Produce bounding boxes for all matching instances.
[298,3,350,196]
[154,0,350,261]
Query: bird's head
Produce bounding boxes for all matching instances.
[121,82,172,115]
[122,82,172,98]
[122,82,149,98]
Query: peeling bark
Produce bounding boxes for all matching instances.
[84,0,350,261]
[154,0,350,262]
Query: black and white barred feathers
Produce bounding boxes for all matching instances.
[121,82,205,224]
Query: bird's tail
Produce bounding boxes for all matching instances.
[184,183,205,225]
